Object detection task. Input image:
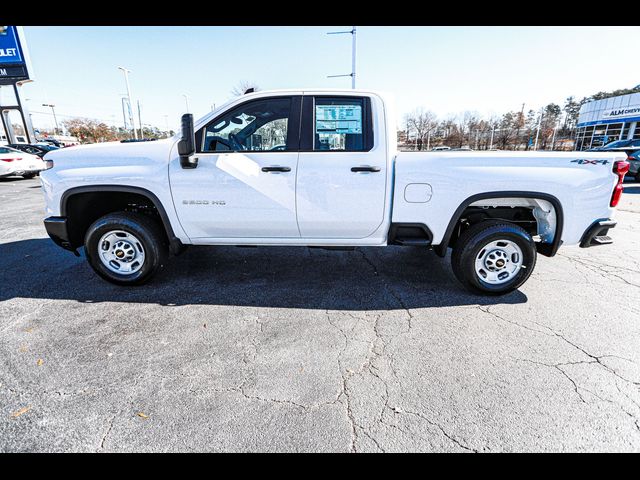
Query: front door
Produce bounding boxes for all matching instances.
[169,95,302,239]
[296,95,388,238]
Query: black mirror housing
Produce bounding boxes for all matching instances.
[178,113,197,169]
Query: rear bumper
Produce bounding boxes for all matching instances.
[579,219,616,248]
[44,216,77,253]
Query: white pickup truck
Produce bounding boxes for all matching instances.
[40,89,629,294]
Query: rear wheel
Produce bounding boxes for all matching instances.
[451,221,537,295]
[84,212,168,286]
[22,173,36,179]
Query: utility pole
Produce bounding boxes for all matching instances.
[117,66,138,139]
[327,26,357,89]
[137,100,144,139]
[42,103,59,135]
[121,96,129,136]
[163,114,170,135]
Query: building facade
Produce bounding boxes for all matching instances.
[575,92,640,150]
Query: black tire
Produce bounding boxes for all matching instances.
[22,173,36,179]
[451,221,537,295]
[635,172,640,183]
[84,212,168,286]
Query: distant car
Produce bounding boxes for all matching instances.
[589,139,640,151]
[450,146,473,151]
[0,146,47,179]
[37,138,63,148]
[432,146,451,151]
[8,143,59,158]
[626,150,640,181]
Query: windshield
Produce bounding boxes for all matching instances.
[602,140,632,149]
[0,146,20,154]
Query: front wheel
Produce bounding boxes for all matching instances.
[451,222,537,295]
[84,212,168,286]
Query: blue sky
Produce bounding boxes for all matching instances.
[13,26,640,132]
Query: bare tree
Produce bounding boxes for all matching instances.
[231,80,260,97]
[405,108,438,150]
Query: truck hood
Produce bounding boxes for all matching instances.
[44,138,176,166]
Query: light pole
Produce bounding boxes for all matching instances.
[327,26,357,89]
[137,100,144,140]
[42,103,59,135]
[534,108,543,150]
[117,66,138,139]
[182,94,190,113]
[490,124,496,150]
[163,115,170,135]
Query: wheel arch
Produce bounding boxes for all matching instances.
[60,185,183,254]
[433,191,564,258]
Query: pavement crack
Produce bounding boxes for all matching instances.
[357,248,413,331]
[97,412,118,452]
[325,309,358,452]
[396,409,478,452]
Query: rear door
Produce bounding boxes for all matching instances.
[295,94,388,238]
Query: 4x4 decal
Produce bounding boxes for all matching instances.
[571,159,610,165]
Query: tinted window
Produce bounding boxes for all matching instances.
[314,97,365,151]
[202,97,292,152]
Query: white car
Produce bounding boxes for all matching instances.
[41,89,628,294]
[0,146,46,179]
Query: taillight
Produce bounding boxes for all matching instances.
[1,158,20,162]
[610,160,630,207]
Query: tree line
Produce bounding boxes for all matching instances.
[400,86,640,151]
[56,119,174,144]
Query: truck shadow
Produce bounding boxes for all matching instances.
[0,238,527,310]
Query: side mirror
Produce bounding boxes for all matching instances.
[178,113,198,169]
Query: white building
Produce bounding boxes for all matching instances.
[576,92,640,150]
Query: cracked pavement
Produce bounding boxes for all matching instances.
[1,177,640,452]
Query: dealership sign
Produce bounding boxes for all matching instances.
[0,26,33,85]
[602,107,640,121]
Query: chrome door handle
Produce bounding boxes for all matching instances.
[351,166,381,172]
[261,166,291,172]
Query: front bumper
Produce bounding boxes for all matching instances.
[579,219,616,248]
[44,216,78,254]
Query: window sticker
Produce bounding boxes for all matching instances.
[315,105,362,134]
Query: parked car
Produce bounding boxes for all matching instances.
[37,138,63,148]
[41,89,628,294]
[0,145,47,179]
[626,149,640,181]
[589,138,640,151]
[432,146,451,151]
[8,143,59,158]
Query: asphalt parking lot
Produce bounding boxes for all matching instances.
[1,176,640,452]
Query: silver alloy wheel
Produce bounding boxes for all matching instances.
[474,239,524,285]
[98,230,146,275]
